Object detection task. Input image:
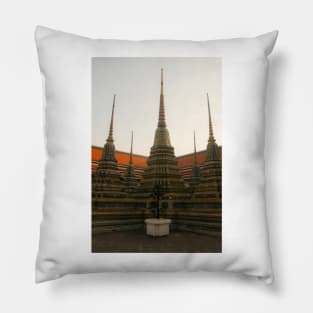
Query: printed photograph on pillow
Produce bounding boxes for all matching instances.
[91,58,222,253]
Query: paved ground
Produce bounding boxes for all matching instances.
[92,231,221,253]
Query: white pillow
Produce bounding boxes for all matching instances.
[35,25,278,283]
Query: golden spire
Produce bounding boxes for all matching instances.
[125,130,136,181]
[158,68,166,127]
[129,130,133,165]
[193,130,198,164]
[107,94,116,142]
[161,68,164,95]
[153,69,171,147]
[191,130,200,182]
[207,93,215,142]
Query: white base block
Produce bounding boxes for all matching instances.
[145,218,172,237]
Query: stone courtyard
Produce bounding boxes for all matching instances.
[92,231,221,253]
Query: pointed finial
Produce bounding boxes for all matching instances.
[125,130,136,181]
[207,93,215,142]
[129,130,133,165]
[158,68,166,127]
[161,68,164,95]
[193,130,198,164]
[107,94,116,142]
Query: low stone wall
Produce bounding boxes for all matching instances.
[92,208,221,238]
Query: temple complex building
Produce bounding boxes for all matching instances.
[194,94,222,199]
[92,95,126,198]
[92,69,222,237]
[139,69,186,194]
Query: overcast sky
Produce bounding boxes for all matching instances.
[92,57,221,156]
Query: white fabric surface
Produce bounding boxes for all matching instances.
[35,26,278,283]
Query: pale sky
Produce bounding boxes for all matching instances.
[92,57,221,156]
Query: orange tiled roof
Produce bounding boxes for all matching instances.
[92,146,147,167]
[177,151,207,167]
[91,146,222,180]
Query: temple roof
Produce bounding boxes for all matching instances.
[92,146,147,167]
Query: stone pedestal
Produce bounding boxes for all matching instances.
[145,218,171,237]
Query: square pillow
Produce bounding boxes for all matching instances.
[35,26,278,283]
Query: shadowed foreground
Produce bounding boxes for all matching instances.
[92,231,221,253]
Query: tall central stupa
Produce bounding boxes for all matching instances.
[140,69,186,193]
